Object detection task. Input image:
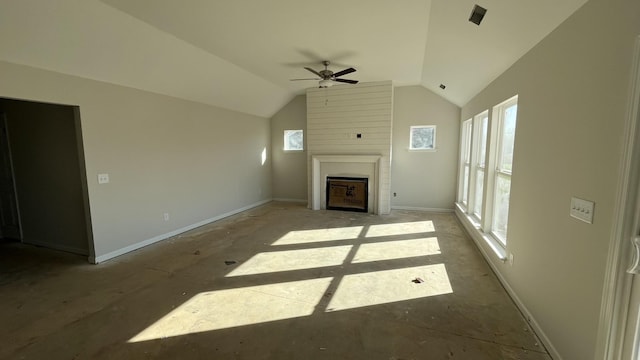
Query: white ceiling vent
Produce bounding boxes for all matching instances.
[469,5,487,26]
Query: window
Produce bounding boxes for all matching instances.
[472,112,488,220]
[456,95,518,252]
[459,119,472,207]
[409,125,436,150]
[491,97,518,244]
[284,130,303,151]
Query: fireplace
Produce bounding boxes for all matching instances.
[310,154,384,214]
[326,177,368,212]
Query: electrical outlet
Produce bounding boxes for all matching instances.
[508,253,514,266]
[163,213,170,221]
[97,173,109,184]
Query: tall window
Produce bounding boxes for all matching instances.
[472,112,488,220]
[284,130,303,151]
[491,97,518,244]
[456,95,518,250]
[459,119,472,207]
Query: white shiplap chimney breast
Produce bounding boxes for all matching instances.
[306,81,393,214]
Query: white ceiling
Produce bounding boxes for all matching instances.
[0,0,588,118]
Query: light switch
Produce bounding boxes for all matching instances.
[98,173,110,184]
[570,197,594,224]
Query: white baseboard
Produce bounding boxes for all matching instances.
[24,240,89,256]
[272,198,308,204]
[91,199,272,264]
[391,206,454,213]
[454,208,562,360]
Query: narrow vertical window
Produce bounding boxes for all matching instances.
[459,119,472,207]
[491,96,518,244]
[284,130,304,151]
[473,112,489,220]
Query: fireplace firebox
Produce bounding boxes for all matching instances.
[326,177,368,213]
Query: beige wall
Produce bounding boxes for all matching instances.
[0,61,272,262]
[270,86,461,210]
[459,0,640,358]
[270,95,307,202]
[392,86,460,210]
[1,99,89,254]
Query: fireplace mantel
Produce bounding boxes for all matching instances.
[311,155,382,214]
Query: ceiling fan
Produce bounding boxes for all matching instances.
[291,60,359,88]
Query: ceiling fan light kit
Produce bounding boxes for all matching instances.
[291,60,359,88]
[319,79,334,88]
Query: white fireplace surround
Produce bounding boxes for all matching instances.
[311,155,383,214]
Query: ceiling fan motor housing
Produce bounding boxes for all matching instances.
[319,70,334,79]
[292,60,358,87]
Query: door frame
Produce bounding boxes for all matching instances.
[0,111,22,240]
[596,35,640,360]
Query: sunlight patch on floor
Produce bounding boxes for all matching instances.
[226,246,352,276]
[352,237,441,263]
[365,221,435,238]
[272,226,364,245]
[326,264,452,311]
[128,277,333,342]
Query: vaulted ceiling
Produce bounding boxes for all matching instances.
[0,0,588,118]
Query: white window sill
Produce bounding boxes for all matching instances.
[283,149,304,152]
[408,148,437,152]
[454,203,507,261]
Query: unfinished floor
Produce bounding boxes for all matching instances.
[0,202,550,359]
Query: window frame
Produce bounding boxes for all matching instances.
[472,111,489,221]
[490,96,518,245]
[458,119,473,208]
[455,95,518,259]
[283,129,304,151]
[409,125,437,151]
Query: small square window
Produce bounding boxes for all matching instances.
[409,125,436,150]
[284,129,304,151]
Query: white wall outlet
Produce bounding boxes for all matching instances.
[570,197,595,224]
[97,173,109,184]
[508,253,514,266]
[163,213,170,221]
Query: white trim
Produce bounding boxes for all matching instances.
[455,205,507,261]
[391,206,454,213]
[454,205,562,360]
[90,199,272,264]
[272,198,307,203]
[407,148,437,153]
[311,154,382,214]
[596,35,640,360]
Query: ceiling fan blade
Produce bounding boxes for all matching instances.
[332,67,356,78]
[304,67,322,77]
[334,78,359,84]
[290,78,320,81]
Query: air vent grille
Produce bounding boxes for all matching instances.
[469,5,487,26]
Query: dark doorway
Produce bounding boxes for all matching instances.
[0,113,21,239]
[0,98,92,256]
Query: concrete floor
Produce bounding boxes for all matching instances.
[0,202,551,360]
